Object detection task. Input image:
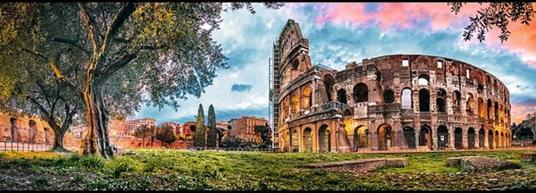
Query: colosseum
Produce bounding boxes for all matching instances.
[272,19,512,153]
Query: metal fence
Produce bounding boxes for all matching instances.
[0,138,53,152]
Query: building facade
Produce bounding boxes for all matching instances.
[229,116,268,143]
[272,19,512,153]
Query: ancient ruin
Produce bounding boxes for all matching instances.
[271,19,512,153]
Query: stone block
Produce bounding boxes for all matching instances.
[447,156,521,172]
[520,152,536,162]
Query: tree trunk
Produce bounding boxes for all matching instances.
[52,130,68,152]
[82,82,113,158]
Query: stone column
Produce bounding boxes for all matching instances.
[313,125,319,153]
[483,129,489,149]
[298,126,303,152]
[432,125,438,150]
[448,126,455,150]
[415,129,420,148]
[462,128,468,149]
[312,76,318,108]
[475,131,480,149]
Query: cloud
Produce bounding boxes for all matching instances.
[231,84,253,92]
[133,3,536,127]
[313,3,483,31]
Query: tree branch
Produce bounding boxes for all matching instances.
[78,2,99,54]
[49,37,90,56]
[99,52,137,81]
[96,2,137,66]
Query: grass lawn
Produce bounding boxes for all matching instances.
[0,149,535,190]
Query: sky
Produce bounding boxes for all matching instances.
[133,3,536,125]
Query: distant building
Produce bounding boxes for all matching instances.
[229,116,268,143]
[127,118,156,134]
[216,121,230,138]
[159,122,181,136]
[182,121,196,140]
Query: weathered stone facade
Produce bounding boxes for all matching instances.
[229,116,267,143]
[272,20,512,153]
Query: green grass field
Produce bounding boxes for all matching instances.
[0,150,535,190]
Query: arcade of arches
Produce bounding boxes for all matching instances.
[273,20,511,153]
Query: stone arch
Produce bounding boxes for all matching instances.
[291,128,299,152]
[354,125,368,150]
[437,125,449,149]
[477,84,484,94]
[466,93,474,115]
[419,88,430,112]
[377,124,392,150]
[301,86,312,110]
[478,128,485,148]
[318,125,331,152]
[487,99,492,120]
[291,94,300,113]
[353,83,368,102]
[436,89,447,113]
[453,90,462,113]
[403,127,416,148]
[468,127,476,149]
[478,98,485,118]
[420,125,433,149]
[337,89,348,104]
[494,101,499,121]
[303,127,312,152]
[324,75,335,102]
[383,89,395,103]
[401,88,412,109]
[418,74,430,86]
[281,98,289,121]
[454,127,463,149]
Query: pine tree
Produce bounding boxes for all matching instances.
[207,104,217,147]
[194,104,205,148]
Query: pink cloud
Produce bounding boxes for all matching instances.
[309,3,536,68]
[314,3,482,30]
[511,103,536,125]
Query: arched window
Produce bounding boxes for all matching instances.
[337,89,348,104]
[478,97,485,118]
[291,59,299,70]
[466,93,474,114]
[436,89,447,113]
[494,101,499,120]
[301,86,312,109]
[453,91,461,107]
[487,99,492,119]
[375,71,382,82]
[401,88,412,109]
[419,89,430,112]
[418,74,430,86]
[383,89,394,103]
[353,83,368,102]
[477,84,484,94]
